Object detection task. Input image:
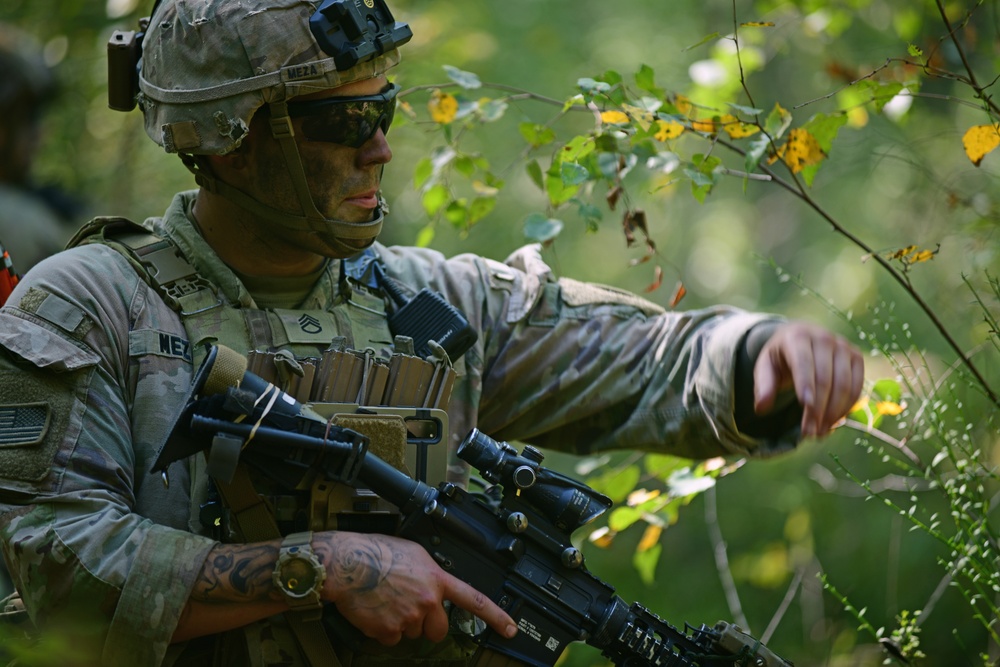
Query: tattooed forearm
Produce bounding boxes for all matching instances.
[190,542,280,603]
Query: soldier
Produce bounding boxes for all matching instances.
[0,1,863,665]
[0,23,80,273]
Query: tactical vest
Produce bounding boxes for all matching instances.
[73,217,479,667]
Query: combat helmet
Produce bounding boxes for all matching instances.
[110,0,411,252]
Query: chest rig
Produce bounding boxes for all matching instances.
[74,217,458,537]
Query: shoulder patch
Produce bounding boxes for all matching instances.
[0,403,50,448]
[18,287,93,339]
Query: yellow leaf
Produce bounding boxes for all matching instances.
[655,119,685,141]
[691,118,717,134]
[962,124,1000,166]
[601,110,631,125]
[637,524,662,553]
[673,94,693,117]
[875,401,904,416]
[719,113,760,139]
[886,245,917,260]
[779,128,825,173]
[909,249,936,263]
[428,90,458,124]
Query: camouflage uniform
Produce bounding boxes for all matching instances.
[0,188,795,665]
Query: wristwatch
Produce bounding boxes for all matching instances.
[273,531,326,611]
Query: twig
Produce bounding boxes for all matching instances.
[760,568,803,644]
[935,0,1000,117]
[704,486,749,629]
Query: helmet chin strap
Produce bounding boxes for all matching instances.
[182,99,385,257]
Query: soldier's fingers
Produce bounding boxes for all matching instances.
[422,605,450,643]
[445,577,517,640]
[821,345,865,430]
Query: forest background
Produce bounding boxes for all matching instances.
[2,0,999,665]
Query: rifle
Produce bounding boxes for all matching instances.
[155,345,793,667]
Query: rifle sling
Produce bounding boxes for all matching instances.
[214,463,345,667]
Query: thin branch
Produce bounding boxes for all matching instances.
[704,486,749,629]
[760,568,803,644]
[935,0,1000,116]
[841,419,922,466]
[730,0,757,111]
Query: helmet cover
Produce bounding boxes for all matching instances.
[138,0,401,155]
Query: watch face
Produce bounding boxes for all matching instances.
[281,553,319,596]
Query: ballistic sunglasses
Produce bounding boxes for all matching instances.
[287,83,400,147]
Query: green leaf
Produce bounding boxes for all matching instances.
[608,506,643,532]
[443,65,482,89]
[633,543,662,585]
[597,69,624,87]
[526,160,544,190]
[560,161,590,186]
[454,155,476,178]
[561,135,597,162]
[422,184,450,216]
[545,170,579,205]
[644,453,692,480]
[413,158,434,189]
[523,212,565,243]
[520,122,557,147]
[872,378,903,403]
[415,224,435,248]
[586,463,641,503]
[444,199,468,226]
[467,196,497,224]
[907,43,923,58]
[635,64,664,97]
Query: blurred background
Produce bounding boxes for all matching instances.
[2,0,998,665]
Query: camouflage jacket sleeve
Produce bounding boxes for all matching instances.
[0,245,215,665]
[379,243,796,461]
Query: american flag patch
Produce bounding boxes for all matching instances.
[0,404,49,447]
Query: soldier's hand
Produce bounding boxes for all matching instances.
[753,321,864,438]
[315,531,517,645]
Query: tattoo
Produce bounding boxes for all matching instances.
[190,543,279,603]
[329,534,391,592]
